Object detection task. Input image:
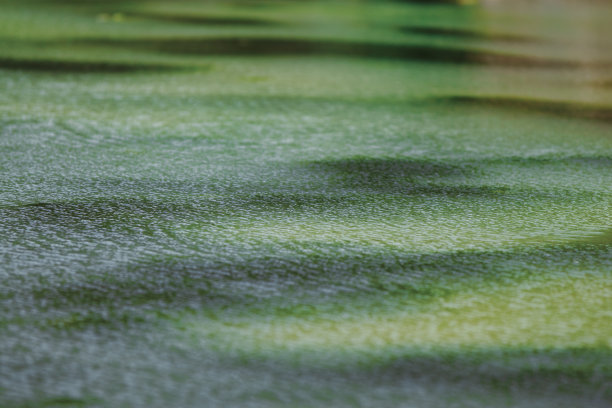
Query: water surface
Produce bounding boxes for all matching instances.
[1,1,612,407]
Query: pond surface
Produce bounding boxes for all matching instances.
[1,1,612,407]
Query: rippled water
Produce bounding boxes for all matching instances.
[1,1,612,407]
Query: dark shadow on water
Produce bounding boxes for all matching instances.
[394,0,470,4]
[0,56,187,73]
[401,25,536,43]
[3,155,611,326]
[302,155,612,195]
[4,154,609,224]
[20,237,612,319]
[71,36,607,69]
[239,346,612,405]
[127,11,283,27]
[303,157,484,194]
[436,95,612,124]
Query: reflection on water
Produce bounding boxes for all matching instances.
[71,36,611,69]
[0,56,184,73]
[125,11,283,27]
[435,95,612,123]
[1,1,612,408]
[400,25,536,43]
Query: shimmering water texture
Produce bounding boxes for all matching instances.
[1,0,612,407]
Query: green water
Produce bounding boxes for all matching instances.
[1,1,612,407]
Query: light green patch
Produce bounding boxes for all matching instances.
[186,272,612,355]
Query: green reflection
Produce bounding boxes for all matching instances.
[2,0,612,407]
